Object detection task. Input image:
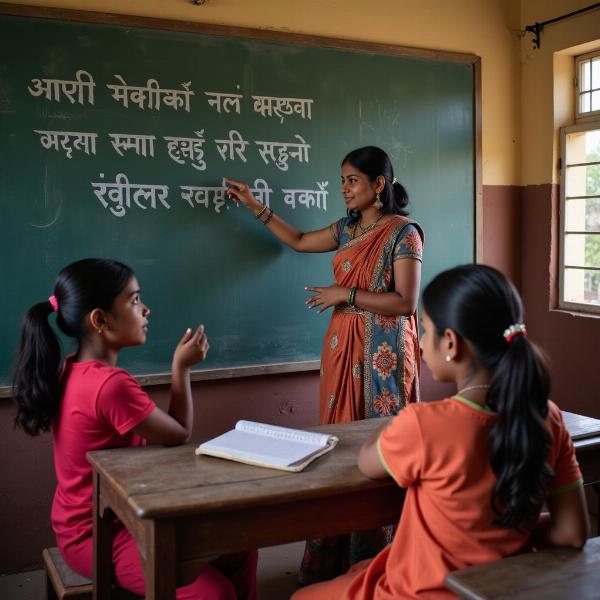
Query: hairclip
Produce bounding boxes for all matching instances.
[48,295,59,312]
[503,323,526,343]
[391,177,398,185]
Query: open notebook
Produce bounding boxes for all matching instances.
[195,420,339,472]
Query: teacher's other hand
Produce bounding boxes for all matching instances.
[305,285,348,314]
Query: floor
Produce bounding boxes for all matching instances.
[0,541,305,600]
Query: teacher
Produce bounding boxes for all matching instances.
[225,145,424,583]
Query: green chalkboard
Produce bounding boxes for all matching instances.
[0,8,477,388]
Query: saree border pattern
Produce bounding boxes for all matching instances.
[363,218,418,418]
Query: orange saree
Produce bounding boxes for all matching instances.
[320,215,423,424]
[300,215,424,584]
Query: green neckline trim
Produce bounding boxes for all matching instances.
[453,394,496,414]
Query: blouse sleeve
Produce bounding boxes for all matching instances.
[328,218,345,246]
[377,405,423,488]
[96,370,156,435]
[393,223,423,262]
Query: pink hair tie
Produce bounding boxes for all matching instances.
[503,323,527,343]
[48,295,59,313]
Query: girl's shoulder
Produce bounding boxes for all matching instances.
[545,400,570,437]
[403,397,495,429]
[395,397,456,423]
[62,357,136,391]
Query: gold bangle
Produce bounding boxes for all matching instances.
[255,205,267,219]
[348,286,357,306]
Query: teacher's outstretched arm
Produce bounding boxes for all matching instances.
[224,177,337,253]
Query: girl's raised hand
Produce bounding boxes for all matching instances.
[223,177,262,212]
[173,325,209,369]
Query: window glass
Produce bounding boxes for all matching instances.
[561,124,600,312]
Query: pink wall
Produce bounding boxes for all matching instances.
[481,185,522,286]
[521,185,600,418]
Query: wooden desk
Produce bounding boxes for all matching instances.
[89,418,404,600]
[89,412,600,600]
[563,412,600,536]
[445,536,600,599]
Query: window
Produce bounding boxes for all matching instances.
[559,123,600,312]
[576,51,600,120]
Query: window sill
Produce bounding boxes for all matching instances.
[551,307,600,320]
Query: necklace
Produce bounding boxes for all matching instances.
[456,384,491,396]
[357,213,385,235]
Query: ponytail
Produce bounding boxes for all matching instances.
[13,300,62,435]
[12,258,135,437]
[342,146,409,224]
[487,336,553,529]
[423,264,553,530]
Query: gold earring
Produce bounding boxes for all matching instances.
[373,192,383,210]
[445,355,451,363]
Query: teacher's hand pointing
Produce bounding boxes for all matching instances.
[224,177,262,213]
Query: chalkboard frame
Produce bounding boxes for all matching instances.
[0,2,482,397]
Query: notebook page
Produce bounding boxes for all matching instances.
[235,420,332,447]
[198,429,327,467]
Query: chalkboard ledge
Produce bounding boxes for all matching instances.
[0,360,320,398]
[136,360,320,387]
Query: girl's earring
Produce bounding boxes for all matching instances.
[445,355,452,363]
[373,192,383,210]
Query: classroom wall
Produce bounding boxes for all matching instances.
[519,0,600,419]
[1,0,523,573]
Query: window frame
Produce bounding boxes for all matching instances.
[559,121,600,315]
[575,50,600,123]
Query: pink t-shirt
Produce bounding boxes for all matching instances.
[51,357,155,553]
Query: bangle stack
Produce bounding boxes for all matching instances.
[255,204,274,225]
[348,286,357,307]
[255,205,267,219]
[262,208,274,225]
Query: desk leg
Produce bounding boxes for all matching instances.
[93,471,114,600]
[144,520,176,600]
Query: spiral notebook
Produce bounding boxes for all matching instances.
[195,420,339,472]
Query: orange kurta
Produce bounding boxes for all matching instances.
[293,398,583,600]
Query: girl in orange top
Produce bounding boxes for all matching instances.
[292,264,589,600]
[225,146,423,582]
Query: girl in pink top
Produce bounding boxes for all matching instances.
[13,258,257,600]
[293,264,589,599]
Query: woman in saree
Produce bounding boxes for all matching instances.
[224,145,424,583]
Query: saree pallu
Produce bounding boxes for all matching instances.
[300,215,423,585]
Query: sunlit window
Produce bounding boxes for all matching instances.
[560,125,600,312]
[576,52,600,120]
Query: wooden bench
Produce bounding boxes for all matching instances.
[43,547,141,600]
[445,536,600,599]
